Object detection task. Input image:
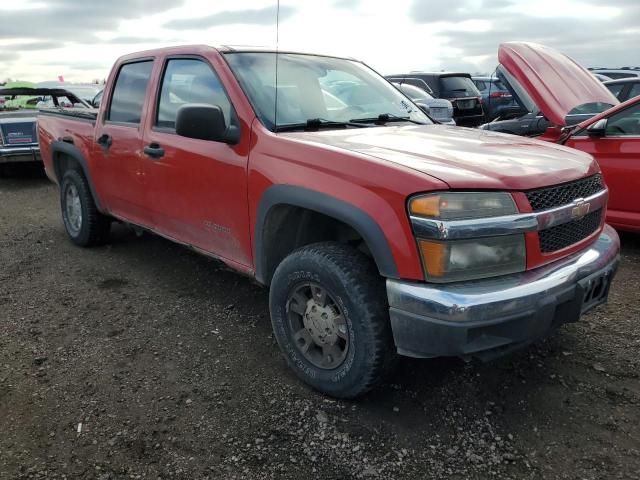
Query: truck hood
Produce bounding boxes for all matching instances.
[283,124,598,190]
[498,42,619,126]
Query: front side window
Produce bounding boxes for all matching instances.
[108,61,153,124]
[403,78,433,94]
[628,83,640,100]
[396,83,432,103]
[606,82,625,100]
[156,58,232,129]
[224,52,430,130]
[606,103,640,136]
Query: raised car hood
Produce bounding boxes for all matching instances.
[284,124,598,190]
[498,42,619,126]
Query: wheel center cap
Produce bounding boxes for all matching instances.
[303,301,338,345]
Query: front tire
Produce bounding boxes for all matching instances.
[269,242,396,398]
[60,169,110,246]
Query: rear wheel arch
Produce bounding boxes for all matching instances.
[255,185,399,285]
[51,141,103,211]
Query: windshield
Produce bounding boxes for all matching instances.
[567,102,615,115]
[67,85,101,101]
[224,52,431,130]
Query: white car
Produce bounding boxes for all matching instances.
[392,82,456,125]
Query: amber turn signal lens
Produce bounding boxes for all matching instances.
[418,240,446,278]
[409,195,441,217]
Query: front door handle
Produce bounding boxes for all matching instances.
[143,143,165,159]
[96,133,112,149]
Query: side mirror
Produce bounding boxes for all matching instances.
[175,104,240,144]
[415,103,430,115]
[587,118,608,138]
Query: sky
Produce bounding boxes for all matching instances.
[0,0,638,83]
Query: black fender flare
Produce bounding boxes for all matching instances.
[255,185,399,284]
[50,140,103,211]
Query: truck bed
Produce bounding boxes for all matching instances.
[39,107,99,122]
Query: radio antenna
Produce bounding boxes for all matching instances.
[274,0,280,131]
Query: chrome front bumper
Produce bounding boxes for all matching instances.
[387,225,620,359]
[0,145,41,164]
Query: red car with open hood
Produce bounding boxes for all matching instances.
[497,42,640,233]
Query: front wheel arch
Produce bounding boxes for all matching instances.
[255,185,399,285]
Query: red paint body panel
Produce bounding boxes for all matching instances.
[564,100,640,233]
[38,44,608,282]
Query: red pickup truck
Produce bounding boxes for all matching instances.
[38,45,620,398]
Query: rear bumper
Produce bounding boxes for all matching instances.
[387,225,620,360]
[0,145,41,164]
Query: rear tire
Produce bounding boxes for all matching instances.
[269,242,396,398]
[60,169,110,246]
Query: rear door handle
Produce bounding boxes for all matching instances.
[96,133,112,149]
[144,143,165,159]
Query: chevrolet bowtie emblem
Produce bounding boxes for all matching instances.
[571,199,591,219]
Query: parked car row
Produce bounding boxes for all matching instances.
[385,72,486,126]
[0,87,89,173]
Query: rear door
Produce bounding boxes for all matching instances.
[142,56,251,266]
[93,60,154,226]
[567,101,640,228]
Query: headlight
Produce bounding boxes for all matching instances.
[409,192,517,220]
[418,235,526,282]
[409,192,525,282]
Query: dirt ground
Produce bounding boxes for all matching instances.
[1,168,639,480]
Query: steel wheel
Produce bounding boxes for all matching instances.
[286,282,349,369]
[64,183,83,235]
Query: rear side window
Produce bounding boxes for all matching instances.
[493,80,507,90]
[156,58,232,129]
[108,61,153,124]
[474,80,487,90]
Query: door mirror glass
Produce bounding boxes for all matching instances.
[175,104,239,144]
[587,118,608,138]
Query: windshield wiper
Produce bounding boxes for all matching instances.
[349,113,425,125]
[274,117,371,132]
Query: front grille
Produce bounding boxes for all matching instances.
[539,209,602,253]
[526,174,604,212]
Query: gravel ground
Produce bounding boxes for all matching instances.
[1,169,639,480]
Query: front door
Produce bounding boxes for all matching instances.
[142,57,252,267]
[92,60,154,227]
[567,102,640,229]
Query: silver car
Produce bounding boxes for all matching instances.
[392,82,455,125]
